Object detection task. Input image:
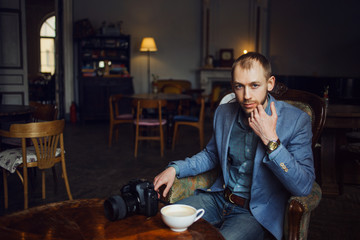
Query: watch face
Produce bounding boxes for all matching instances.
[268,141,278,151]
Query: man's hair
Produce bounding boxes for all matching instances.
[231,52,272,81]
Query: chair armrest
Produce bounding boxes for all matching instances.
[162,169,219,203]
[285,182,322,240]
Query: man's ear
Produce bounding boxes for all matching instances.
[267,76,275,91]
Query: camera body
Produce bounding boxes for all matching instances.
[104,179,158,221]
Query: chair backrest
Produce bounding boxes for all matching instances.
[133,99,167,121]
[9,119,65,169]
[109,94,125,119]
[219,93,236,105]
[160,83,184,94]
[270,82,326,148]
[29,101,58,122]
[218,82,326,149]
[156,79,191,92]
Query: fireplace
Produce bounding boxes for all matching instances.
[199,68,232,95]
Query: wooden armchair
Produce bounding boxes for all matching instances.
[158,79,192,115]
[162,82,326,240]
[156,79,191,92]
[0,120,72,209]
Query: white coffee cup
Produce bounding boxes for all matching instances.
[160,204,205,232]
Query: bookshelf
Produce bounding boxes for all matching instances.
[78,35,134,121]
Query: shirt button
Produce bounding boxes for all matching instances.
[223,184,226,189]
[207,188,212,192]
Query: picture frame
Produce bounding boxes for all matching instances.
[219,49,234,67]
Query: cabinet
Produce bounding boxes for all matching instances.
[77,35,134,121]
[79,77,133,121]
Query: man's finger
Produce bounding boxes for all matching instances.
[270,102,277,117]
[163,185,171,198]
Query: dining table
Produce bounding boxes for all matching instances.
[320,104,360,196]
[131,93,193,148]
[0,104,35,129]
[0,198,224,240]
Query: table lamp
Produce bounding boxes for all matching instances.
[140,37,158,93]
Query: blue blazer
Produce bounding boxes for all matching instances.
[172,94,315,240]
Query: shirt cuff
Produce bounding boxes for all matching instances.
[266,143,283,160]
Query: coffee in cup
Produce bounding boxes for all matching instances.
[160,204,205,232]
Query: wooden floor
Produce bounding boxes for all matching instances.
[0,118,359,239]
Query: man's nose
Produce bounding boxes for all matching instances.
[244,87,251,99]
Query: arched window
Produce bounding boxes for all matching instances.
[40,15,56,74]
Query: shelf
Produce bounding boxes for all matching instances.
[77,35,132,121]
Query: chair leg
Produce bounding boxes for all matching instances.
[23,166,28,209]
[3,169,8,209]
[172,123,179,150]
[61,160,73,200]
[42,170,46,199]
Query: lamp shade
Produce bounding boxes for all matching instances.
[140,37,158,52]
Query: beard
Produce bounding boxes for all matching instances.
[240,92,268,117]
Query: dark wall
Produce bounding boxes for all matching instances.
[275,75,360,105]
[269,0,360,78]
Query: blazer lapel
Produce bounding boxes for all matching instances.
[220,103,238,185]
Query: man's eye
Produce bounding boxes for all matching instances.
[234,85,243,89]
[252,84,259,88]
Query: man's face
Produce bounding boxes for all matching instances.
[232,61,275,117]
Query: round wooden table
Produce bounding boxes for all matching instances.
[0,198,224,240]
[0,105,34,125]
[0,105,34,117]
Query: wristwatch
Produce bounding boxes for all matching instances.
[266,139,280,153]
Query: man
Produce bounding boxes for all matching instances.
[154,52,315,240]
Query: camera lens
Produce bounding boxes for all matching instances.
[104,196,127,221]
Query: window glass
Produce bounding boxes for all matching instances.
[40,16,55,37]
[40,15,56,74]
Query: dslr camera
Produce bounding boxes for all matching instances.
[104,179,158,221]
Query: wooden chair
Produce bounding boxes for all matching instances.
[158,80,192,115]
[159,83,184,94]
[156,79,191,92]
[29,101,58,122]
[172,96,205,150]
[161,82,326,240]
[108,94,134,147]
[159,82,192,115]
[0,119,72,209]
[133,99,167,157]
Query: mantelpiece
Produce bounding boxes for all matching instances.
[199,67,232,95]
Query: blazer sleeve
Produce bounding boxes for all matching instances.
[263,110,315,196]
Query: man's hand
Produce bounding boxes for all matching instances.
[153,167,176,198]
[248,102,278,145]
